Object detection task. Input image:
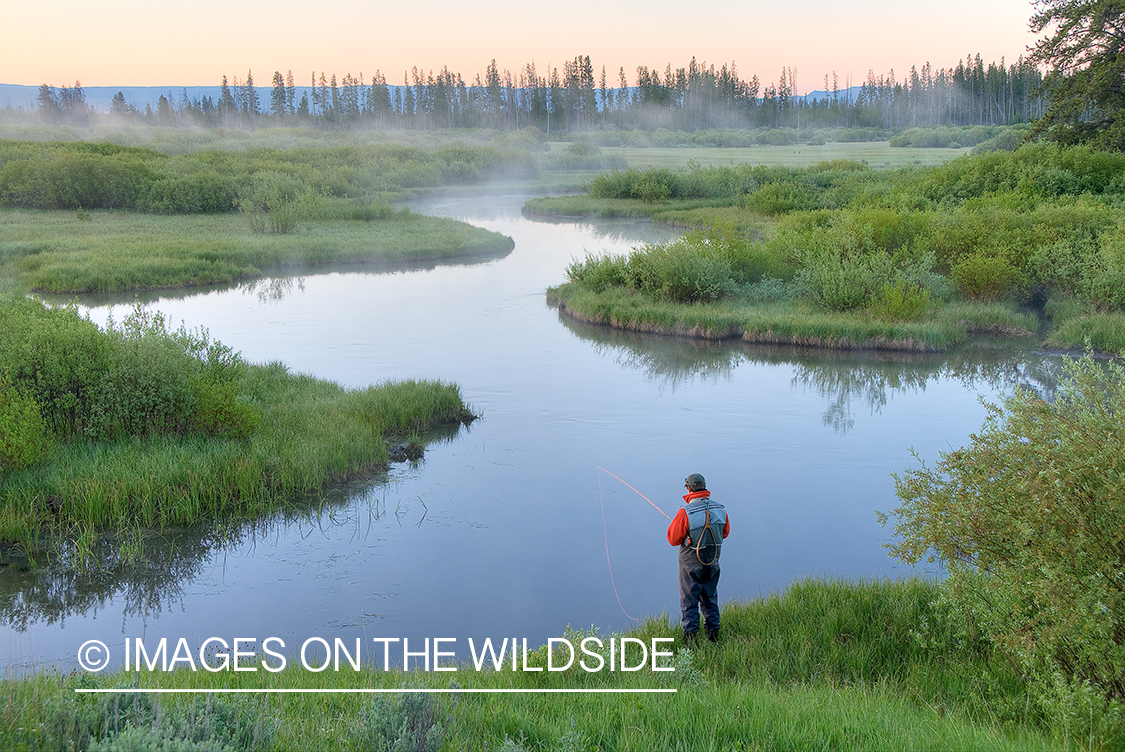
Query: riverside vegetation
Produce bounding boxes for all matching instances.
[0,297,474,555]
[0,138,525,292]
[537,141,1125,353]
[0,579,1059,751]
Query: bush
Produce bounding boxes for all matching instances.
[742,181,815,215]
[795,242,896,311]
[884,353,1125,748]
[191,376,260,439]
[352,692,444,752]
[625,233,740,303]
[950,253,1023,302]
[48,685,273,751]
[1080,228,1125,310]
[0,298,113,436]
[86,333,198,440]
[871,280,932,321]
[87,725,241,752]
[0,298,249,442]
[630,168,677,203]
[236,171,318,234]
[565,253,628,292]
[0,382,52,470]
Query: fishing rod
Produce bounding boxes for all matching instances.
[596,466,671,520]
[594,467,672,622]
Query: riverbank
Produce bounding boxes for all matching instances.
[0,298,475,554]
[0,579,1056,750]
[0,208,514,294]
[548,271,1038,353]
[531,146,1125,354]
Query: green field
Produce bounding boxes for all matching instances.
[0,208,514,294]
[547,140,971,171]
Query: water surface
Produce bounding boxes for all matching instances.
[2,194,1062,673]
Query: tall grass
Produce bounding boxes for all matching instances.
[0,579,1058,751]
[0,369,472,549]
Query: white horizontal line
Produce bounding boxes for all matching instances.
[76,688,677,694]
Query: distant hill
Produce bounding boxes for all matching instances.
[0,84,312,113]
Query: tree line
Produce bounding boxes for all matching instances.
[25,53,1043,135]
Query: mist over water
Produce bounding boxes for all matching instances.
[2,193,1061,673]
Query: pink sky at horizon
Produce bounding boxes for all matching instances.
[4,0,1040,93]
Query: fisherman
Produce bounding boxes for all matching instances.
[667,473,729,643]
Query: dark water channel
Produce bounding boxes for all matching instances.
[2,194,1067,674]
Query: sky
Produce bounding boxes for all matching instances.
[4,0,1040,94]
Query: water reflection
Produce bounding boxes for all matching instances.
[0,424,462,633]
[243,276,306,303]
[558,312,1065,433]
[525,214,675,247]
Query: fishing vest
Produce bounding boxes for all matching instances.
[683,497,726,565]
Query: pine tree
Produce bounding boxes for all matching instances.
[218,75,237,126]
[1028,0,1125,149]
[270,70,287,118]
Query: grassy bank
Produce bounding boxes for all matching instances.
[548,282,1036,351]
[0,208,514,294]
[0,579,1058,750]
[0,298,475,552]
[533,145,1125,353]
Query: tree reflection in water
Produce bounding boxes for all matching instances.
[559,314,1066,434]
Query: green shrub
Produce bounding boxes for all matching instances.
[742,181,815,215]
[87,725,242,752]
[0,298,250,443]
[192,376,260,439]
[625,233,740,303]
[141,172,237,214]
[352,692,444,752]
[48,685,274,752]
[1080,227,1125,310]
[632,169,676,203]
[86,333,198,440]
[586,168,640,199]
[237,171,309,234]
[0,382,52,470]
[950,254,1023,302]
[871,280,932,321]
[0,298,113,436]
[565,253,629,292]
[885,353,1125,748]
[795,243,895,311]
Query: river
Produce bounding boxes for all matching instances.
[1,193,1064,673]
